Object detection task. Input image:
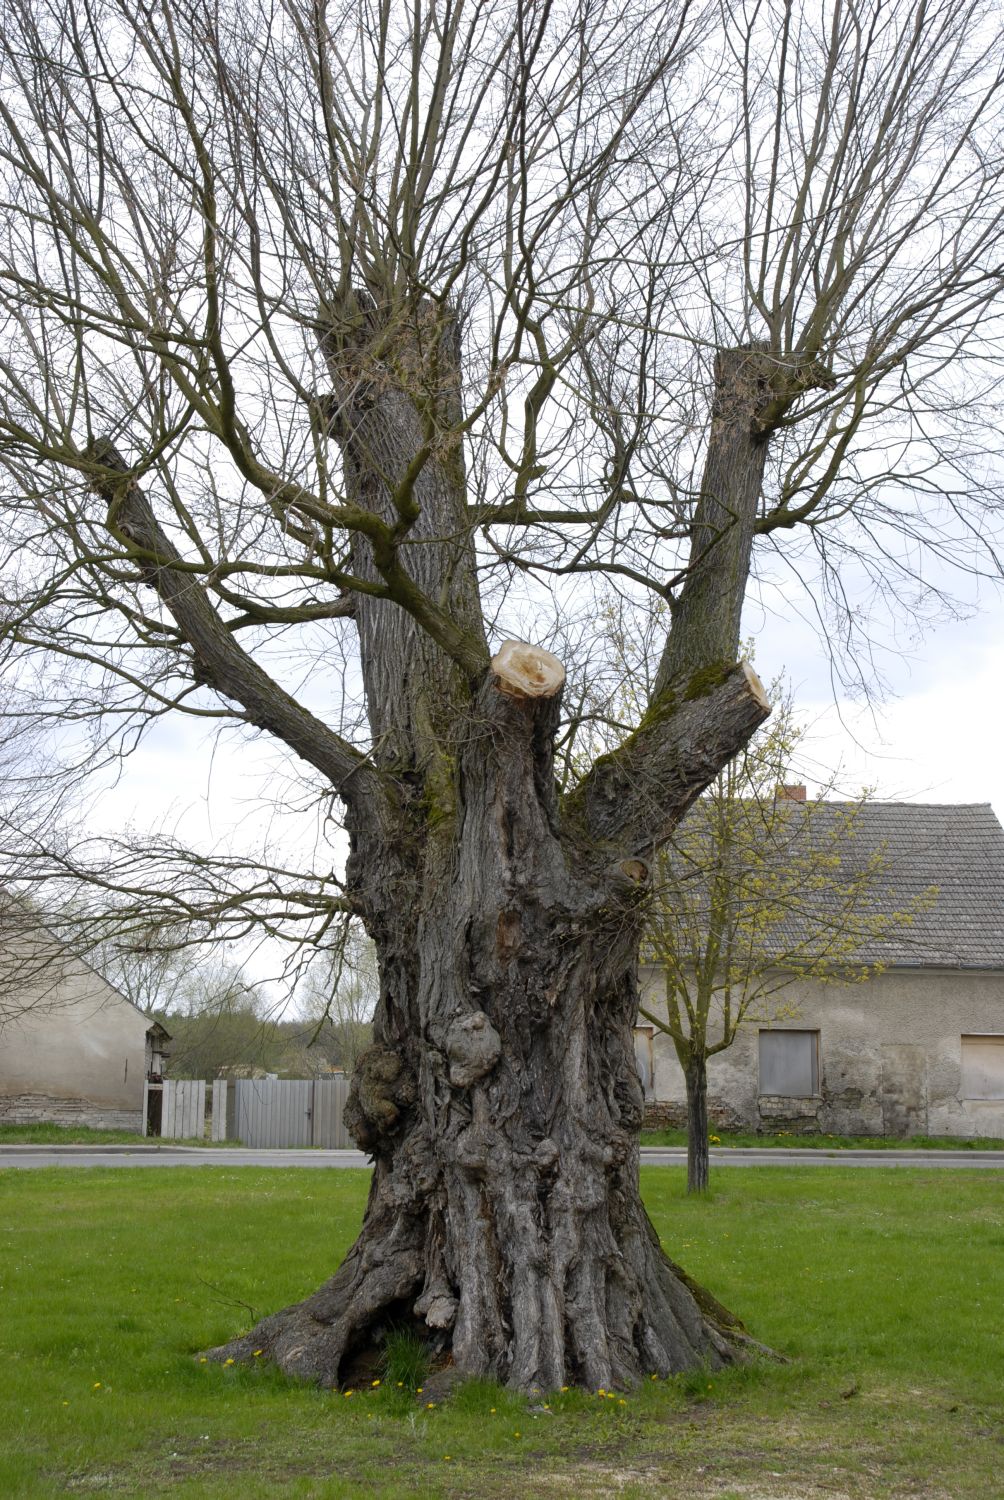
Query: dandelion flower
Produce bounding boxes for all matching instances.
[92,1382,102,1389]
[223,1358,235,1367]
[371,1379,380,1387]
[426,1402,435,1409]
[253,1350,263,1358]
[199,1357,208,1365]
[514,1430,521,1439]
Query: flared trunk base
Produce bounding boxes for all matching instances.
[203,1133,760,1392]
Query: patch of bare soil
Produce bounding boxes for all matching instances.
[534,1460,960,1500]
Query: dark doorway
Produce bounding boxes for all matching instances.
[145,1084,163,1138]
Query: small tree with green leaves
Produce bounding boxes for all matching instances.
[641,699,928,1193]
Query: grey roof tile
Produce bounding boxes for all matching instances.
[672,801,1004,969]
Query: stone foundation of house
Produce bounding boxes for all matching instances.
[756,1094,823,1133]
[642,1099,745,1132]
[0,1092,143,1132]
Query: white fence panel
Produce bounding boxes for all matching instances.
[211,1079,228,1142]
[311,1077,350,1147]
[231,1077,351,1147]
[235,1078,311,1147]
[161,1079,206,1139]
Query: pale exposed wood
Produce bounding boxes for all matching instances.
[490,640,566,699]
[742,661,770,712]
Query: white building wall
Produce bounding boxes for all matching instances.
[0,933,152,1129]
[640,965,1004,1138]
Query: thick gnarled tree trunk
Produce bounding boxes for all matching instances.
[207,659,767,1390]
[96,300,771,1391]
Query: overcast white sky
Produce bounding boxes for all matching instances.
[754,595,1004,815]
[76,575,1004,1006]
[102,587,1004,836]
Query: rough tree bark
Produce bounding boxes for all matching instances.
[93,301,775,1391]
[683,1053,711,1195]
[656,343,834,692]
[204,655,768,1391]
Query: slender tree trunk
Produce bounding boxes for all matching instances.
[684,1054,710,1195]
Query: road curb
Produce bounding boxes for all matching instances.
[2,1143,1004,1164]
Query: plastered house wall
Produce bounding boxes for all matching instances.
[640,965,1004,1138]
[0,934,152,1129]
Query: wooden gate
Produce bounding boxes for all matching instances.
[154,1078,206,1139]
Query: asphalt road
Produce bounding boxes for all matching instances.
[2,1145,1004,1170]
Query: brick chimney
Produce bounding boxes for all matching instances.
[776,783,807,802]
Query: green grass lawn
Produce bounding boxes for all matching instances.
[0,1124,246,1148]
[9,1119,1002,1153]
[640,1125,1004,1150]
[1,1166,1001,1499]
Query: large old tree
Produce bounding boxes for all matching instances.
[1,0,1003,1389]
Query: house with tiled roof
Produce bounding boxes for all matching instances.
[638,799,1004,1138]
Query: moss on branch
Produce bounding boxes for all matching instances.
[562,661,768,856]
